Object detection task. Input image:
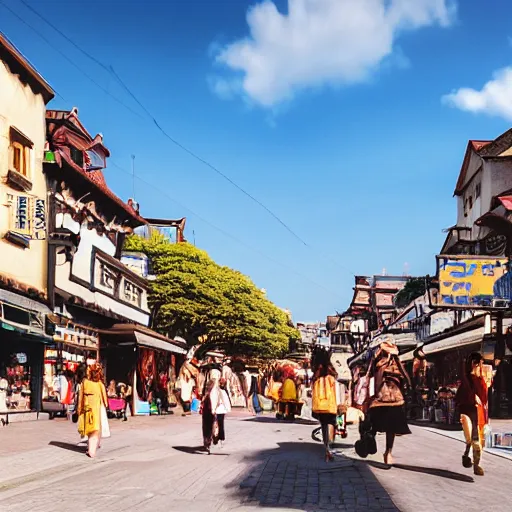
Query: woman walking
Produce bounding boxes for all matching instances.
[455,352,488,476]
[367,339,411,465]
[311,348,339,462]
[77,363,109,458]
[214,378,232,447]
[201,380,218,454]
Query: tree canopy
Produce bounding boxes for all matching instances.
[394,276,434,309]
[125,234,300,358]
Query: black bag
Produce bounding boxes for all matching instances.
[355,416,377,458]
[72,412,79,424]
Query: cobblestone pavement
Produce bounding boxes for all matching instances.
[0,413,510,511]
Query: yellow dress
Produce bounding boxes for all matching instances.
[281,379,297,401]
[78,379,108,437]
[268,381,282,402]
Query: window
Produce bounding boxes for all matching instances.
[70,147,84,167]
[475,183,481,199]
[464,198,468,217]
[123,280,142,307]
[9,126,33,178]
[469,195,473,209]
[99,263,118,292]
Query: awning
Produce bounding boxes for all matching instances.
[0,288,51,314]
[101,323,188,355]
[422,327,484,355]
[134,331,187,355]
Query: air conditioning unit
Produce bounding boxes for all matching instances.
[492,299,509,308]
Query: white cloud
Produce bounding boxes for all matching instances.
[443,67,512,121]
[211,0,456,107]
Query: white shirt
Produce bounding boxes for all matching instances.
[212,388,231,415]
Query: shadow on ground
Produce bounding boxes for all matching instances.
[244,416,318,426]
[48,441,86,454]
[172,445,227,456]
[393,463,473,483]
[226,440,400,511]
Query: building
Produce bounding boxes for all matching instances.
[0,34,55,417]
[121,217,187,279]
[441,132,512,257]
[43,108,186,415]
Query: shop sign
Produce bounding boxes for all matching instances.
[437,256,510,308]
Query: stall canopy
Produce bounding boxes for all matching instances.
[101,324,188,355]
[399,316,512,362]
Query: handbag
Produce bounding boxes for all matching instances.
[72,411,79,423]
[354,416,377,458]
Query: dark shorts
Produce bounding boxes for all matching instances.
[313,412,337,427]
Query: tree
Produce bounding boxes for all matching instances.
[394,276,434,309]
[125,233,300,358]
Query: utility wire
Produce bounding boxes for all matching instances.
[9,0,356,279]
[108,65,310,248]
[0,1,143,118]
[18,0,112,74]
[109,160,344,300]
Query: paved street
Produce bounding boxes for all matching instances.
[0,413,510,512]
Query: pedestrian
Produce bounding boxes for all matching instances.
[61,370,75,420]
[367,339,412,465]
[107,379,117,398]
[77,362,110,458]
[178,365,194,416]
[201,379,218,454]
[455,352,488,476]
[311,347,339,462]
[213,378,232,447]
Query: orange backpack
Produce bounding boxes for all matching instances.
[312,376,337,414]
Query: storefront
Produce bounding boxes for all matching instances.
[42,318,99,411]
[400,319,497,423]
[0,290,53,417]
[100,324,187,416]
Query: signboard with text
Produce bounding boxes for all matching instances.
[437,256,510,308]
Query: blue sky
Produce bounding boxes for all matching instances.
[3,0,512,321]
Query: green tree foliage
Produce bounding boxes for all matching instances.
[125,234,300,358]
[394,276,434,309]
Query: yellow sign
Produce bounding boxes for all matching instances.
[437,256,508,307]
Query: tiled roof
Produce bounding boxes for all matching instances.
[0,32,54,103]
[46,109,145,225]
[470,140,492,152]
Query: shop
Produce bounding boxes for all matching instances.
[41,319,99,415]
[0,290,53,418]
[100,324,187,416]
[400,319,496,424]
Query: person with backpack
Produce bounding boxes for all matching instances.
[367,339,411,465]
[311,347,339,462]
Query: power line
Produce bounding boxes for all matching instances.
[109,65,310,247]
[109,160,344,300]
[0,0,143,118]
[18,0,112,74]
[7,0,356,279]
